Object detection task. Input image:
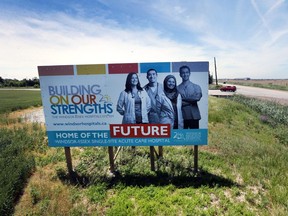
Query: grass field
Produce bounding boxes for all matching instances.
[0,91,288,215]
[220,79,288,91]
[0,90,42,114]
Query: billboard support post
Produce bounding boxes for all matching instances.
[158,146,163,158]
[194,145,198,173]
[150,146,155,171]
[108,146,115,173]
[214,57,218,86]
[64,147,74,178]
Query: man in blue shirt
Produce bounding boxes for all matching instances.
[177,65,202,129]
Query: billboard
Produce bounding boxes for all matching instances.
[38,61,208,147]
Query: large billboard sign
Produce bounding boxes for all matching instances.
[38,61,208,147]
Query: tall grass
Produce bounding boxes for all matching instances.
[63,96,286,215]
[232,95,288,126]
[209,96,288,214]
[0,124,46,215]
[0,89,47,215]
[231,95,288,146]
[1,90,287,215]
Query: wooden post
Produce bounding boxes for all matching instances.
[194,145,198,173]
[158,146,163,158]
[108,146,115,173]
[150,146,155,171]
[64,147,74,177]
[214,57,218,86]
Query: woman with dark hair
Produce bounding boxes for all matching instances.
[163,75,183,129]
[117,72,151,124]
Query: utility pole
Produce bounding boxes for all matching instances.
[214,57,218,85]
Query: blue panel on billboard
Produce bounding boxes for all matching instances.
[140,62,171,73]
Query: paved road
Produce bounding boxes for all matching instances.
[235,85,288,100]
[210,84,288,105]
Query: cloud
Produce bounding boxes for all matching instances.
[266,0,285,14]
[0,1,288,80]
[250,0,288,46]
[0,12,207,79]
[250,0,272,37]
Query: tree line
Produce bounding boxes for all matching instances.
[0,77,40,88]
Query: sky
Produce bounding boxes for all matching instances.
[0,0,288,80]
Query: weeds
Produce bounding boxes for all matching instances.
[0,127,37,215]
[232,95,288,126]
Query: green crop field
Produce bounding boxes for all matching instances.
[0,90,287,215]
[0,90,42,114]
